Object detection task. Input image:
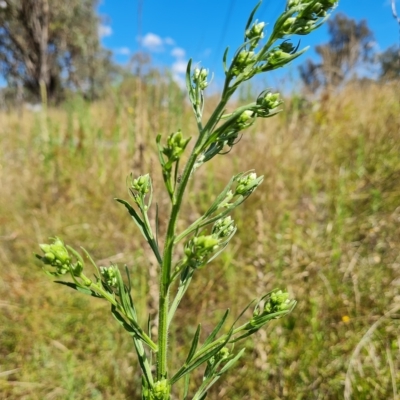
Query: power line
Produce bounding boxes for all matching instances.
[212,0,237,70]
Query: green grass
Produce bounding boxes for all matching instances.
[1,78,399,399]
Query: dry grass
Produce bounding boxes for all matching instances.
[0,78,399,399]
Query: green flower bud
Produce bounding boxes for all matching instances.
[281,17,296,35]
[235,172,263,196]
[193,235,220,252]
[238,109,254,124]
[264,290,292,314]
[217,346,230,361]
[163,130,190,165]
[151,379,170,400]
[232,50,255,76]
[279,41,296,54]
[42,251,55,264]
[131,174,151,195]
[71,261,84,277]
[287,0,301,7]
[38,237,71,275]
[212,216,235,240]
[259,92,281,110]
[245,21,265,45]
[184,235,220,268]
[100,265,118,287]
[193,67,209,90]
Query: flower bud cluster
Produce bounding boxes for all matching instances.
[151,379,170,400]
[236,110,255,129]
[263,290,292,314]
[39,238,70,274]
[162,130,190,169]
[266,42,298,67]
[280,0,338,37]
[129,173,153,210]
[130,174,151,196]
[246,290,295,332]
[255,91,282,117]
[100,265,118,287]
[184,235,220,268]
[232,50,256,77]
[207,346,230,368]
[245,21,265,45]
[235,172,263,196]
[37,238,83,277]
[212,216,236,240]
[193,67,209,90]
[184,217,236,268]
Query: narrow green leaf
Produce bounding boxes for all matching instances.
[54,281,102,298]
[170,327,233,385]
[185,58,193,104]
[125,265,132,292]
[222,47,229,74]
[183,374,190,400]
[111,305,145,344]
[204,175,236,217]
[155,203,160,246]
[185,324,201,364]
[203,309,229,347]
[245,1,262,33]
[66,245,84,265]
[115,198,147,238]
[79,246,101,276]
[134,338,154,387]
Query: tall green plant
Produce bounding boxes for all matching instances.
[36,1,338,398]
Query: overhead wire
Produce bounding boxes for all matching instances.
[212,0,238,70]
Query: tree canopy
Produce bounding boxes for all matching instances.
[0,0,113,102]
[299,13,375,91]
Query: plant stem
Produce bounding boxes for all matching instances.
[156,92,230,381]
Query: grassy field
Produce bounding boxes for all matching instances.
[1,78,399,399]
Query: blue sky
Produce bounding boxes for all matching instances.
[98,0,399,89]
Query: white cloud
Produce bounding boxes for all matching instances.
[141,33,164,51]
[171,47,186,59]
[164,37,175,46]
[114,47,131,55]
[99,24,113,38]
[172,59,188,75]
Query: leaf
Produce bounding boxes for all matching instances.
[245,1,262,33]
[79,246,101,276]
[183,374,190,400]
[111,305,141,339]
[185,324,201,364]
[170,327,233,385]
[125,265,132,292]
[203,309,229,347]
[115,198,147,237]
[204,175,236,217]
[134,338,154,388]
[222,47,229,74]
[155,203,160,247]
[66,245,84,265]
[54,281,102,298]
[115,266,137,322]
